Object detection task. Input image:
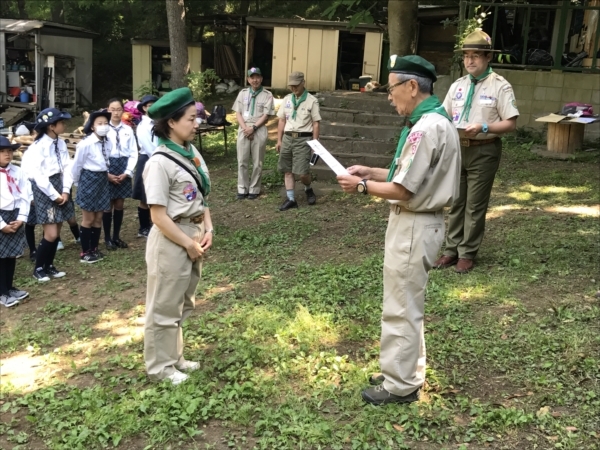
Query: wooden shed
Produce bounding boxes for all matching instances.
[131,39,202,98]
[244,17,384,91]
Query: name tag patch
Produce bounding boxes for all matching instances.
[479,95,496,106]
[183,183,197,201]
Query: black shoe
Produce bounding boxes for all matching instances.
[80,251,100,264]
[112,238,128,249]
[137,228,150,238]
[94,249,105,260]
[361,385,420,406]
[247,193,259,200]
[105,240,118,251]
[45,265,66,279]
[33,267,51,283]
[236,193,247,200]
[29,250,37,262]
[305,187,316,205]
[279,199,298,211]
[369,373,385,385]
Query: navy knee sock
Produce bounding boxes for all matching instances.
[0,258,15,294]
[35,238,52,270]
[91,227,101,250]
[25,224,36,253]
[113,210,124,240]
[70,223,80,240]
[79,226,91,254]
[46,239,59,269]
[102,211,113,242]
[138,207,150,230]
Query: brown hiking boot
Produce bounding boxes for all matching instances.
[433,255,458,269]
[455,258,474,274]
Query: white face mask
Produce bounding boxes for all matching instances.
[95,124,109,137]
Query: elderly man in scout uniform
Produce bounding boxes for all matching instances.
[232,67,274,200]
[434,30,519,274]
[337,55,461,405]
[276,71,321,211]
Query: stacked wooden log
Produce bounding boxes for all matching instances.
[214,45,239,80]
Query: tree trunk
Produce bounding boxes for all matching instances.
[165,0,189,89]
[388,0,418,56]
[17,0,27,18]
[51,0,64,23]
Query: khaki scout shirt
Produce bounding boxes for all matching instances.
[143,144,210,220]
[390,113,462,212]
[277,92,321,133]
[443,71,519,140]
[232,88,275,125]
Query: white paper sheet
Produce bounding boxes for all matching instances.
[306,140,349,176]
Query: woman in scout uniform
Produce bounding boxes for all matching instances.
[435,30,519,274]
[72,110,113,264]
[103,98,138,250]
[0,136,31,307]
[24,108,73,282]
[142,88,214,385]
[133,94,159,238]
[337,55,461,405]
[16,122,39,262]
[232,67,274,200]
[276,71,321,211]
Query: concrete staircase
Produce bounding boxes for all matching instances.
[312,91,403,181]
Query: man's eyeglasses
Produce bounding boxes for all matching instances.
[387,79,410,94]
[462,53,484,61]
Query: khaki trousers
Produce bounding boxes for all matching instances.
[381,207,444,397]
[236,126,268,195]
[444,140,502,260]
[144,222,204,380]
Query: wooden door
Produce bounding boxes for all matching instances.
[291,28,309,75]
[272,27,290,89]
[132,44,151,97]
[363,32,382,80]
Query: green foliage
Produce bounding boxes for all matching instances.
[133,80,158,99]
[322,0,381,28]
[443,6,492,68]
[186,69,221,102]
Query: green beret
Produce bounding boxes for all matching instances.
[387,55,437,83]
[148,87,195,120]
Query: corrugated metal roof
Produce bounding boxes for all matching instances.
[0,19,98,37]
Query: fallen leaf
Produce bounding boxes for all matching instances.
[565,426,578,432]
[392,424,404,432]
[547,436,559,441]
[551,411,561,418]
[500,334,508,340]
[506,392,533,400]
[536,406,551,418]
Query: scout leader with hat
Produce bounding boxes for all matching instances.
[22,108,74,282]
[142,87,214,385]
[337,55,461,405]
[435,29,519,274]
[276,71,321,211]
[232,67,274,200]
[133,94,159,238]
[0,136,31,307]
[71,110,113,264]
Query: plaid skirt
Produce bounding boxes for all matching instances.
[132,154,149,203]
[27,201,37,225]
[32,173,76,224]
[109,156,133,200]
[76,169,111,212]
[0,209,26,258]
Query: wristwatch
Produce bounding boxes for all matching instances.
[206,229,214,234]
[482,123,489,134]
[356,179,368,194]
[252,125,257,131]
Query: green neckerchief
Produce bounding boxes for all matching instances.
[248,86,263,116]
[291,90,308,120]
[386,96,451,182]
[459,66,493,124]
[158,137,211,198]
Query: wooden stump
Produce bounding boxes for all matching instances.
[547,122,585,153]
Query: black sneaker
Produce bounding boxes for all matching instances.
[236,193,247,200]
[361,385,420,406]
[33,267,51,282]
[247,193,259,200]
[93,249,105,260]
[137,228,150,238]
[279,199,298,211]
[29,250,37,262]
[45,265,66,279]
[80,251,100,264]
[112,238,128,249]
[105,240,118,251]
[305,187,317,205]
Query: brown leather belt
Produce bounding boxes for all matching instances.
[460,137,498,147]
[284,131,312,138]
[174,215,204,224]
[390,205,442,216]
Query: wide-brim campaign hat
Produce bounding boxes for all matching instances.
[456,29,500,53]
[83,110,112,135]
[148,88,195,121]
[34,108,72,131]
[388,54,437,83]
[0,135,21,150]
[15,121,35,136]
[137,95,159,113]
